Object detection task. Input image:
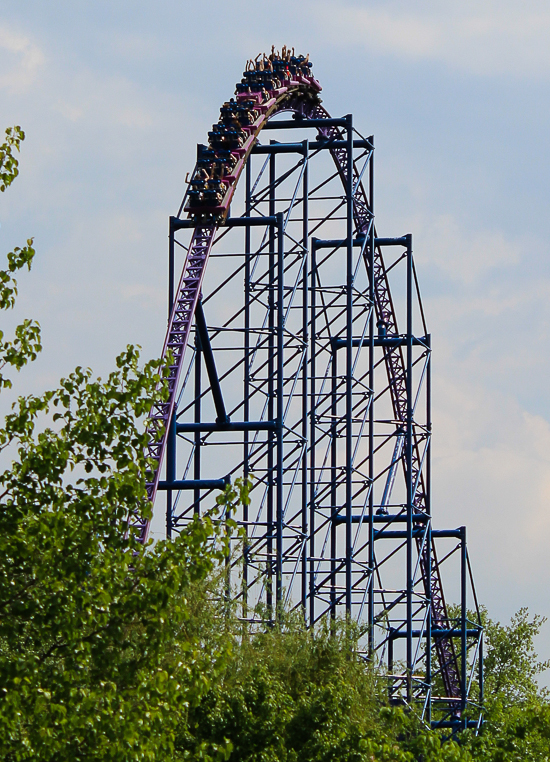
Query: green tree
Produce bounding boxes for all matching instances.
[0,127,229,761]
[483,607,550,708]
[175,603,473,762]
[0,350,232,760]
[463,608,550,761]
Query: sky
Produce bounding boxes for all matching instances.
[2,0,550,664]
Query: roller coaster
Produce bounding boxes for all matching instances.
[131,49,483,731]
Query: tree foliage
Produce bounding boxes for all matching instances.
[0,345,235,760]
[463,608,550,761]
[483,607,550,707]
[0,127,229,760]
[0,127,41,388]
[0,126,25,192]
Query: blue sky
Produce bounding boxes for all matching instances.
[3,0,550,661]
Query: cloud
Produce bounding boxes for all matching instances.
[120,283,165,304]
[412,213,522,284]
[0,24,44,93]
[52,71,164,131]
[314,0,550,77]
[432,373,550,589]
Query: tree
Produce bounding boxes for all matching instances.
[483,607,550,708]
[0,128,229,761]
[463,608,550,761]
[175,608,475,762]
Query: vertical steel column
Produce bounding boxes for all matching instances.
[479,628,484,719]
[166,217,176,539]
[309,237,318,625]
[330,346,337,616]
[368,137,375,652]
[276,211,284,611]
[301,140,309,613]
[168,216,175,323]
[388,630,395,698]
[193,335,201,514]
[426,334,432,724]
[243,159,252,614]
[406,233,413,700]
[345,114,354,613]
[461,526,467,716]
[267,151,275,616]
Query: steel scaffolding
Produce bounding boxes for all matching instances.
[139,57,483,732]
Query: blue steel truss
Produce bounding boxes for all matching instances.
[154,57,483,732]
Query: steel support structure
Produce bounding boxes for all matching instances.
[140,61,483,732]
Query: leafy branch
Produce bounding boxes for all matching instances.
[0,128,41,388]
[0,126,25,192]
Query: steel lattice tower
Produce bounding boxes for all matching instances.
[133,54,483,732]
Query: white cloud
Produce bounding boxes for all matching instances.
[0,24,43,93]
[412,213,522,284]
[432,371,550,591]
[52,71,165,131]
[315,0,550,77]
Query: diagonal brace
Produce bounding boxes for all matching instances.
[195,299,229,424]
